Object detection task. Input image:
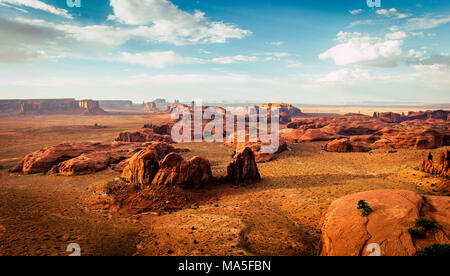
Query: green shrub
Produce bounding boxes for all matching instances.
[415,244,450,256]
[415,217,435,231]
[408,227,426,239]
[357,200,373,217]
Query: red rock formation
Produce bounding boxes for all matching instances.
[0,99,108,115]
[324,138,370,153]
[77,100,107,115]
[50,151,128,176]
[143,122,174,135]
[115,128,173,143]
[320,190,450,256]
[259,103,304,117]
[283,115,450,151]
[227,147,261,185]
[378,112,407,123]
[224,130,288,163]
[257,103,306,123]
[10,143,116,174]
[408,110,450,121]
[121,143,179,185]
[9,142,157,176]
[420,150,449,177]
[122,148,161,185]
[151,153,213,189]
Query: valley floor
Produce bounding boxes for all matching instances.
[0,114,446,256]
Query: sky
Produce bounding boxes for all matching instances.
[0,0,449,104]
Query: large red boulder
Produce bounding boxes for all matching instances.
[10,143,116,175]
[325,138,370,153]
[227,147,261,185]
[50,151,129,176]
[420,150,449,177]
[121,143,178,185]
[151,153,213,189]
[320,190,450,256]
[115,128,173,143]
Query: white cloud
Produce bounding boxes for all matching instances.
[402,16,450,31]
[118,51,203,68]
[385,31,409,40]
[0,48,45,63]
[286,61,303,68]
[11,14,249,48]
[412,54,450,71]
[409,31,424,37]
[0,0,72,18]
[349,9,364,15]
[268,41,285,46]
[117,51,262,68]
[317,68,371,83]
[0,2,27,13]
[211,55,258,64]
[320,32,404,67]
[346,20,379,29]
[376,8,411,19]
[407,49,427,59]
[259,52,290,58]
[108,0,251,45]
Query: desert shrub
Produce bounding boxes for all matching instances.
[408,227,426,239]
[415,217,435,231]
[357,200,373,217]
[415,244,450,256]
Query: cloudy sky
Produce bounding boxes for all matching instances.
[0,0,449,104]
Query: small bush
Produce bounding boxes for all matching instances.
[357,200,373,217]
[415,217,435,231]
[415,244,450,256]
[408,227,426,239]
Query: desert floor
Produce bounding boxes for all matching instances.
[0,113,447,256]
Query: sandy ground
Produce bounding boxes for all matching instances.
[0,114,447,256]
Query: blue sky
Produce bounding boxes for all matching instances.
[0,0,449,104]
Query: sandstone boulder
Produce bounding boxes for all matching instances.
[50,152,127,176]
[227,147,261,185]
[320,190,450,256]
[151,153,214,189]
[143,122,174,135]
[420,150,449,177]
[325,138,370,153]
[115,128,173,143]
[10,143,115,174]
[121,143,178,185]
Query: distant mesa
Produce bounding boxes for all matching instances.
[373,110,450,123]
[98,100,134,110]
[253,103,306,124]
[0,99,107,115]
[143,99,171,113]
